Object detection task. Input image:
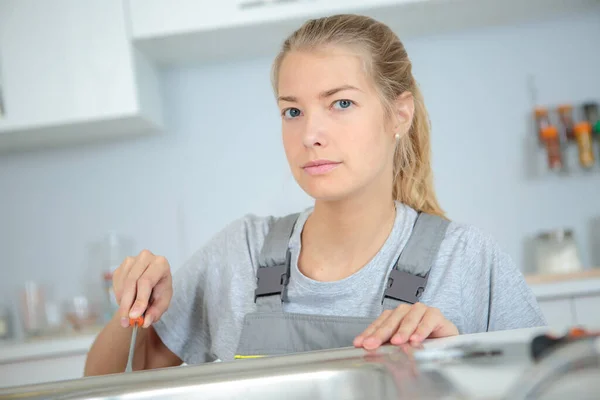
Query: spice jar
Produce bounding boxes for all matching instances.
[557,104,575,140]
[574,121,595,168]
[583,102,600,136]
[534,107,552,144]
[541,125,563,171]
[534,229,582,275]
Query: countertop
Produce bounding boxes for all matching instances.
[1,272,598,365]
[420,326,583,399]
[0,329,100,365]
[525,269,600,299]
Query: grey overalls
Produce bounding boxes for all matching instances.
[234,212,450,359]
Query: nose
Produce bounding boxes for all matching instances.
[302,111,327,148]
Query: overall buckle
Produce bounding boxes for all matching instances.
[254,265,289,302]
[383,269,428,305]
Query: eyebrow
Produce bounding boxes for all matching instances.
[277,85,362,103]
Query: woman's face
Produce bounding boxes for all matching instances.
[277,46,411,202]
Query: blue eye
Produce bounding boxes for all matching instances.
[333,100,353,110]
[283,108,301,118]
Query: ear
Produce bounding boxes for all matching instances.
[392,91,414,138]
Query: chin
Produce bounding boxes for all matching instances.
[297,179,357,202]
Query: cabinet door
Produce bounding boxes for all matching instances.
[129,0,402,40]
[231,0,398,24]
[0,0,137,128]
[573,295,600,329]
[128,0,239,39]
[537,298,576,331]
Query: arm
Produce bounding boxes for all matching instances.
[85,213,270,372]
[84,250,181,376]
[457,224,547,332]
[84,313,182,376]
[487,241,547,331]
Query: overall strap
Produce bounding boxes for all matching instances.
[254,213,300,312]
[253,211,450,312]
[382,212,450,310]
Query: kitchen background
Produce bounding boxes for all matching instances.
[0,0,599,388]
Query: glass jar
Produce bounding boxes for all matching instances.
[19,281,48,338]
[64,295,99,332]
[534,229,583,275]
[100,232,134,322]
[0,305,12,340]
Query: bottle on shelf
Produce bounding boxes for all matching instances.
[541,125,563,172]
[557,104,576,141]
[574,121,595,169]
[583,102,599,136]
[534,107,552,144]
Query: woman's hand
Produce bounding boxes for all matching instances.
[112,249,173,329]
[353,303,458,350]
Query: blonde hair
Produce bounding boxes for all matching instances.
[271,14,445,218]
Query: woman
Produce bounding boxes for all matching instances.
[85,14,545,375]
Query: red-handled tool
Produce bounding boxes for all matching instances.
[125,316,144,372]
[531,327,600,361]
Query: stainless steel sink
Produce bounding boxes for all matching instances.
[0,345,463,400]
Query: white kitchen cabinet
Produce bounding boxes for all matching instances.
[0,333,96,388]
[0,0,163,153]
[127,0,386,42]
[0,353,87,388]
[528,274,600,331]
[573,295,600,329]
[536,298,576,331]
[127,0,599,66]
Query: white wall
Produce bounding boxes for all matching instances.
[1,9,599,337]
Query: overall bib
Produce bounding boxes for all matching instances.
[234,212,450,359]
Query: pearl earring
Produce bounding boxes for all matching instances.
[395,133,401,141]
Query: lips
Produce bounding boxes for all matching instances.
[302,159,341,176]
[302,159,339,168]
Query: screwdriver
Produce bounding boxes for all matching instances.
[125,316,144,372]
[531,326,600,361]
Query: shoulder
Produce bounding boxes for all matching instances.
[440,220,504,263]
[434,217,514,284]
[197,213,276,268]
[189,210,306,276]
[437,218,535,303]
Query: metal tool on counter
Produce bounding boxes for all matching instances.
[125,316,144,373]
[531,326,600,361]
[413,343,503,363]
[503,332,600,400]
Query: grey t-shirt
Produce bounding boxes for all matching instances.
[153,202,546,364]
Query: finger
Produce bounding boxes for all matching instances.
[354,310,392,347]
[142,282,172,328]
[113,256,135,304]
[410,307,444,343]
[410,308,458,342]
[391,302,428,345]
[118,250,153,324]
[363,304,412,350]
[130,256,170,319]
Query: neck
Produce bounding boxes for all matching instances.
[299,187,397,281]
